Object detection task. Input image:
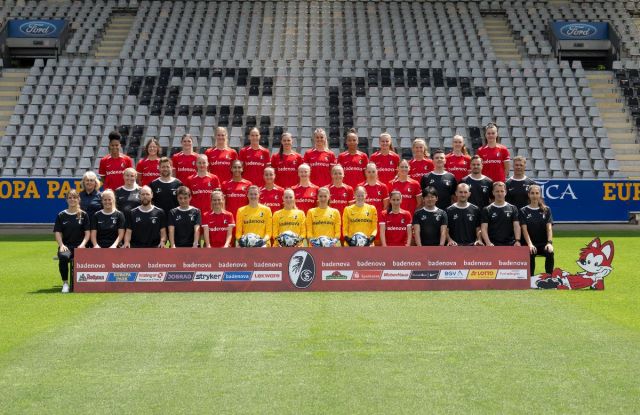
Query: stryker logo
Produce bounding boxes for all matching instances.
[439,269,469,280]
[136,272,165,282]
[410,270,439,280]
[222,271,252,281]
[352,270,382,280]
[106,272,137,282]
[164,271,194,281]
[77,272,108,282]
[289,250,315,289]
[252,271,282,281]
[19,21,57,36]
[193,272,223,281]
[381,270,411,280]
[560,23,597,38]
[467,269,497,280]
[496,269,528,280]
[322,270,352,280]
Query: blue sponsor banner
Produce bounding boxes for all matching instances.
[0,178,82,224]
[107,272,137,282]
[223,271,253,281]
[552,21,609,40]
[537,179,640,222]
[8,19,66,38]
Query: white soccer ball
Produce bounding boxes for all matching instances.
[277,231,302,247]
[239,233,265,247]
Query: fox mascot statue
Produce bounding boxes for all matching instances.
[533,237,614,290]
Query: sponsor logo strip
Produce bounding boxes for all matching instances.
[193,272,224,282]
[496,269,528,280]
[223,271,252,281]
[322,270,353,281]
[106,272,137,282]
[252,271,282,281]
[467,269,497,280]
[164,271,194,282]
[381,270,411,280]
[438,269,470,280]
[136,272,165,282]
[77,272,108,282]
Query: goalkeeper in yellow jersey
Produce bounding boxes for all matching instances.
[272,189,306,247]
[306,187,341,247]
[235,185,272,247]
[342,186,378,246]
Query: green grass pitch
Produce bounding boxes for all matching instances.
[0,232,638,414]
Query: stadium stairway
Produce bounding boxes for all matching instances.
[483,14,522,63]
[94,13,136,60]
[587,71,640,179]
[0,69,28,139]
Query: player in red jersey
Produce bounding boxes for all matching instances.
[99,131,134,190]
[360,162,390,215]
[136,138,161,186]
[221,159,253,219]
[204,127,238,183]
[476,122,510,183]
[325,164,354,215]
[271,132,303,189]
[171,134,198,184]
[238,127,270,186]
[337,128,368,188]
[379,190,413,246]
[408,138,434,182]
[202,190,235,248]
[185,155,221,215]
[388,159,422,214]
[445,134,472,182]
[291,163,319,213]
[303,128,336,187]
[370,132,400,187]
[260,167,284,212]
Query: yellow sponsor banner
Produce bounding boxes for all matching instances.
[467,269,498,280]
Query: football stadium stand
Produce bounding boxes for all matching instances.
[1,0,639,179]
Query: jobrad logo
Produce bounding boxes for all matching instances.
[164,271,194,282]
[289,250,315,288]
[410,270,439,280]
[223,271,252,281]
[107,272,137,282]
[19,21,58,36]
[559,23,598,38]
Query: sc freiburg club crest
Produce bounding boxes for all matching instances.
[288,250,316,289]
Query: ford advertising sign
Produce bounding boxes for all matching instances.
[552,21,609,40]
[8,19,66,38]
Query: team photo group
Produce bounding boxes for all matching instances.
[54,123,554,292]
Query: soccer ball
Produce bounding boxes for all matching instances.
[238,233,266,247]
[276,231,302,247]
[310,236,339,247]
[348,232,372,247]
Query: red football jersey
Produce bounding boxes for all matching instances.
[238,146,270,186]
[171,152,198,184]
[186,173,221,215]
[445,153,472,182]
[202,210,235,248]
[388,178,422,214]
[361,181,390,215]
[271,152,304,189]
[221,179,252,218]
[370,151,400,187]
[260,185,285,213]
[408,158,435,182]
[135,158,160,187]
[99,154,134,190]
[379,209,412,246]
[292,183,319,213]
[326,183,354,215]
[337,151,369,188]
[303,149,336,187]
[476,144,510,183]
[205,147,238,184]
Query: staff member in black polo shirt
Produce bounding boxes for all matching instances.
[168,186,201,248]
[412,186,448,246]
[123,186,167,248]
[446,183,482,246]
[420,149,457,211]
[481,182,521,246]
[506,156,536,210]
[520,184,554,275]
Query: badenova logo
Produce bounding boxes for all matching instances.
[560,23,597,38]
[288,250,315,289]
[19,21,58,36]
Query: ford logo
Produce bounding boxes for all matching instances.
[19,21,57,36]
[560,23,597,38]
[288,250,316,289]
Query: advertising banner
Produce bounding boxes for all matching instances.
[74,246,530,292]
[0,178,81,224]
[8,19,66,38]
[551,21,609,40]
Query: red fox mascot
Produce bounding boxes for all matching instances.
[533,238,614,290]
